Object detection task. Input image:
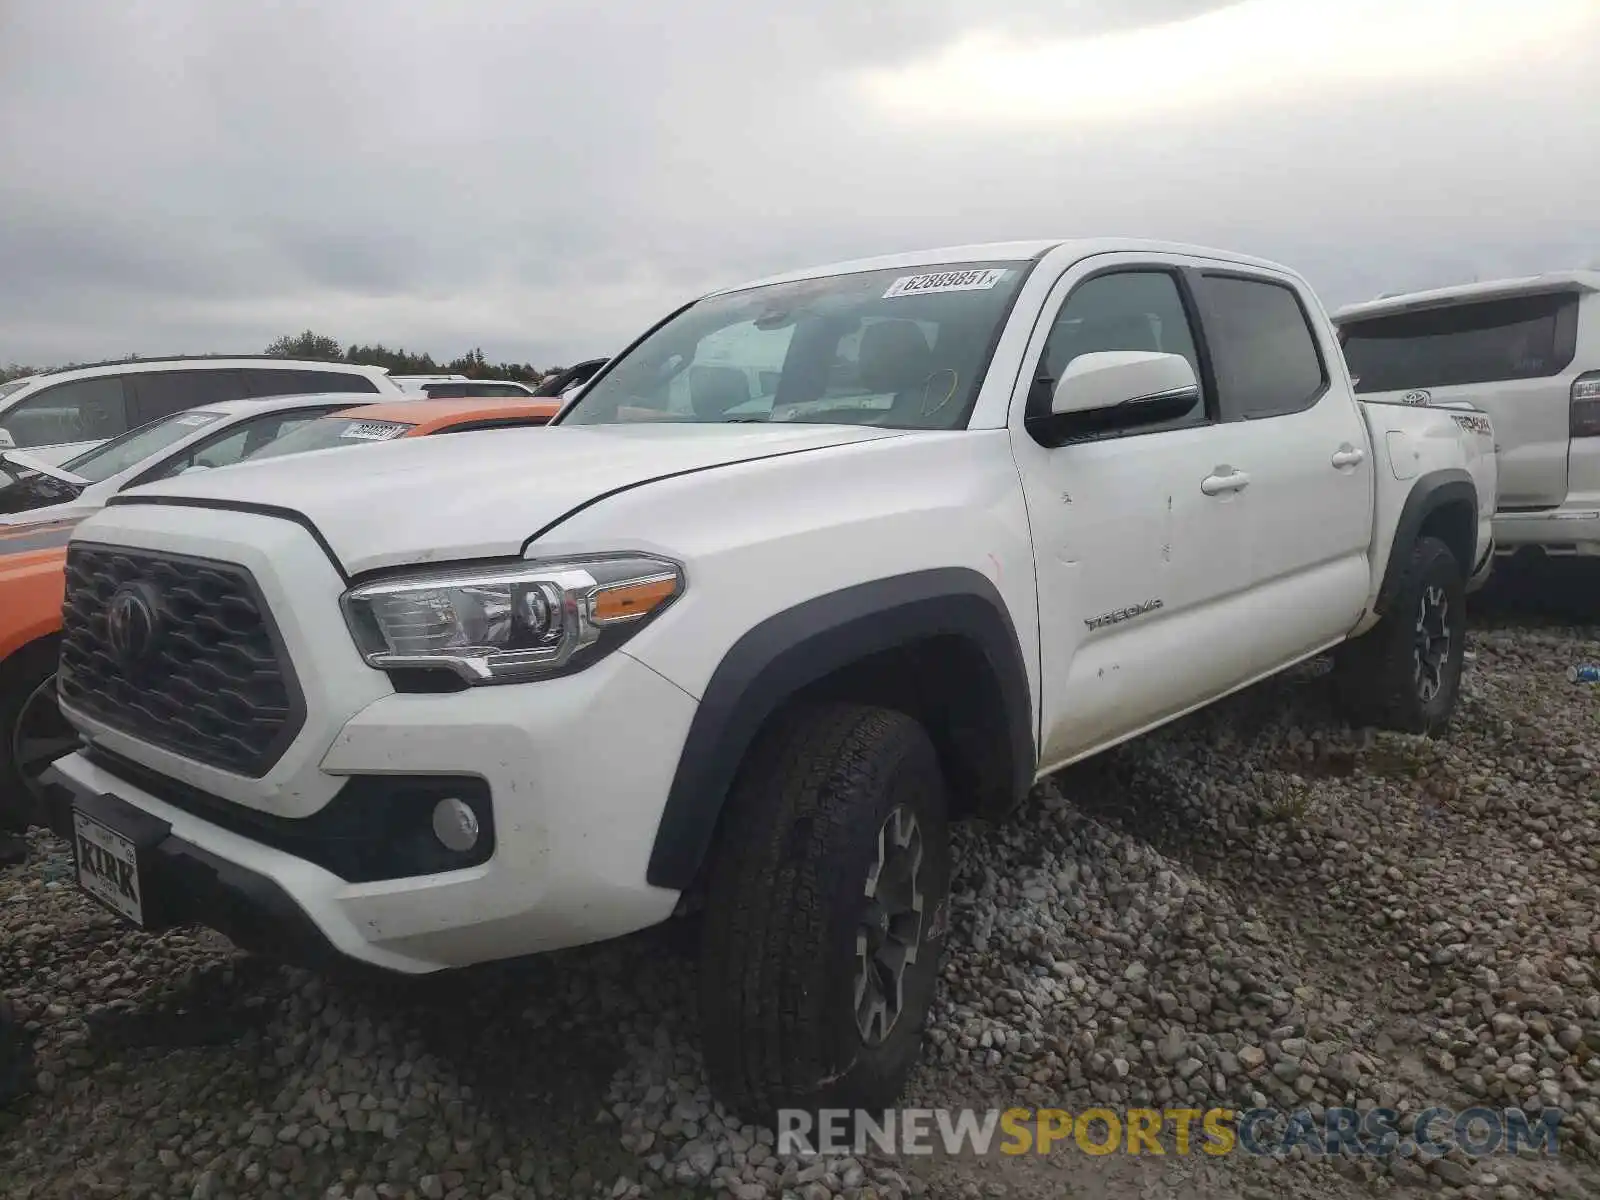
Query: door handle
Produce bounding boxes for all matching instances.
[1200,469,1250,496]
[1331,446,1366,468]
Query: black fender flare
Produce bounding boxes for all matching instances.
[1375,468,1476,614]
[645,567,1036,891]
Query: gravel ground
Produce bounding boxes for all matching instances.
[2,559,1597,1200]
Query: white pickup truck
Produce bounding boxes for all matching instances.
[40,239,1496,1120]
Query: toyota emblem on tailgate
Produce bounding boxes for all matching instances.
[1401,389,1432,406]
[106,584,161,666]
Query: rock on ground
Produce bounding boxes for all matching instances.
[2,580,1597,1200]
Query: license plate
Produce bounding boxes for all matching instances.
[72,809,145,926]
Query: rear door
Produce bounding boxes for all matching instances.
[1192,270,1373,671]
[1339,291,1583,509]
[126,369,247,423]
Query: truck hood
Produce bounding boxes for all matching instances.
[108,423,905,574]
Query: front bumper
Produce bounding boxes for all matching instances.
[39,781,343,967]
[1493,505,1600,557]
[42,648,697,973]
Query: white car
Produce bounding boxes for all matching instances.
[0,356,401,466]
[419,380,538,399]
[0,393,398,528]
[1335,271,1599,561]
[42,238,1495,1120]
[392,374,470,395]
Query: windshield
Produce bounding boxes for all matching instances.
[248,415,415,460]
[562,261,1033,429]
[62,410,224,483]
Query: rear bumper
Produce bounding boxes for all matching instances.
[1494,505,1600,556]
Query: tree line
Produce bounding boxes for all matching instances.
[263,331,560,384]
[2,331,567,386]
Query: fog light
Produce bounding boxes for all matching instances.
[431,798,480,853]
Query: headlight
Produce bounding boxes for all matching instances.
[341,554,683,684]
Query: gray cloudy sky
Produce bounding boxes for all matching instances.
[3,0,1598,368]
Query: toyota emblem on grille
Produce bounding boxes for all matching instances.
[106,583,161,666]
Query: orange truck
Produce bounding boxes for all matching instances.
[0,396,560,849]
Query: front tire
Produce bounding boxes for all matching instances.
[1334,536,1466,735]
[699,703,951,1123]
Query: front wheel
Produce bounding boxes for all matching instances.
[698,703,951,1123]
[1334,536,1466,735]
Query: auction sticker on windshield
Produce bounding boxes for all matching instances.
[73,810,144,925]
[339,421,408,441]
[884,269,1007,299]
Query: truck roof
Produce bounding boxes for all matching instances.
[1333,270,1600,323]
[721,238,1306,293]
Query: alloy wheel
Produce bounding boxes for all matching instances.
[853,805,925,1045]
[1413,584,1452,704]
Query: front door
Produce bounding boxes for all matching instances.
[1009,255,1258,771]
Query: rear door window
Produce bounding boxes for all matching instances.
[1340,293,1581,393]
[1197,275,1328,419]
[242,368,380,397]
[127,369,247,422]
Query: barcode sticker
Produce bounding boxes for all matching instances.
[339,421,408,441]
[883,269,1007,299]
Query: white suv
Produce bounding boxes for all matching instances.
[0,357,401,465]
[1335,271,1600,560]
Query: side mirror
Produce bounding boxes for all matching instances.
[1037,351,1200,439]
[0,428,14,450]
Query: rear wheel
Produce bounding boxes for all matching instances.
[0,638,74,835]
[1334,536,1465,735]
[698,703,951,1123]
